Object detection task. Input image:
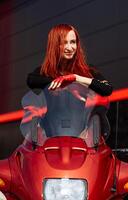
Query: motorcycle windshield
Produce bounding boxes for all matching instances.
[20,83,109,147]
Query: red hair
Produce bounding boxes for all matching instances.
[40,24,92,78]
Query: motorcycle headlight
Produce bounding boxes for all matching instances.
[43,178,88,200]
[0,191,7,200]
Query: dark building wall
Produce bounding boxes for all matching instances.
[0,0,128,158]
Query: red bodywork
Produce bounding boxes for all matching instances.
[0,85,128,200]
[0,136,128,200]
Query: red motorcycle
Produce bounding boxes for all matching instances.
[0,83,128,200]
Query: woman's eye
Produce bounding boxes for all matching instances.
[71,40,76,44]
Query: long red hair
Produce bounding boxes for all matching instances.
[40,24,92,78]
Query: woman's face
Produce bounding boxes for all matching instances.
[61,30,77,60]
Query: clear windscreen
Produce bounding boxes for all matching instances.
[20,83,109,147]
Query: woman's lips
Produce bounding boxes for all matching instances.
[64,52,73,55]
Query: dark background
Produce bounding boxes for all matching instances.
[0,0,128,159]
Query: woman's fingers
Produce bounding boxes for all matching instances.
[49,81,57,89]
[48,75,76,90]
[48,78,63,90]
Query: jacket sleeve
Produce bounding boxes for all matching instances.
[88,67,113,96]
[26,67,53,89]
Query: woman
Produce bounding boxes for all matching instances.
[27,24,113,96]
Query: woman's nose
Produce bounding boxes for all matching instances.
[65,43,72,50]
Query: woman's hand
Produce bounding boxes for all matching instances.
[48,74,76,90]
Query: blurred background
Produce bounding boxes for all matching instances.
[0,0,128,159]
